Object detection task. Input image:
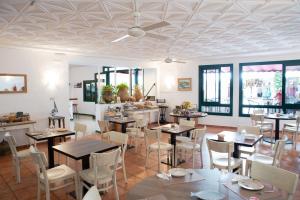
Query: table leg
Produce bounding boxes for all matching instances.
[82,157,89,195]
[232,143,240,158]
[275,119,280,140]
[48,118,51,128]
[58,119,61,128]
[187,117,191,121]
[170,134,176,167]
[62,118,65,128]
[121,124,126,133]
[48,138,55,168]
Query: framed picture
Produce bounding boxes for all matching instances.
[177,78,192,91]
[0,74,27,94]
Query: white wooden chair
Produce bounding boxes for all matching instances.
[82,186,102,200]
[251,161,299,200]
[144,128,173,172]
[176,119,195,143]
[74,122,87,140]
[107,131,128,183]
[79,147,121,200]
[245,136,287,175]
[176,127,206,168]
[206,139,242,173]
[250,113,273,138]
[283,115,300,150]
[4,132,31,183]
[30,146,79,200]
[237,125,261,157]
[126,118,147,152]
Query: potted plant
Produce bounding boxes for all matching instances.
[116,83,129,102]
[101,85,114,103]
[133,85,143,102]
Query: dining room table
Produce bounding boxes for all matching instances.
[151,124,195,167]
[26,129,75,168]
[52,138,119,169]
[264,113,295,144]
[207,131,263,158]
[169,112,208,121]
[127,168,283,200]
[109,117,135,133]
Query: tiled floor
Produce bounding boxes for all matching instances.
[0,117,299,200]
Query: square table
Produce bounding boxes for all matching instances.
[109,117,135,133]
[52,139,119,169]
[208,131,263,158]
[26,130,75,168]
[152,124,195,167]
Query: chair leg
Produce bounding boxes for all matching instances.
[74,175,79,200]
[15,159,21,183]
[113,174,119,200]
[157,150,161,172]
[145,149,149,168]
[78,181,83,199]
[45,185,51,200]
[37,180,41,200]
[192,151,195,169]
[122,161,128,183]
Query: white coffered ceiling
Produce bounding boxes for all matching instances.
[0,0,300,60]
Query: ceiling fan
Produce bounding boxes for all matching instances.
[112,0,170,43]
[152,57,187,64]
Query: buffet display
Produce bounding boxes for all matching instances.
[173,101,198,115]
[0,112,31,126]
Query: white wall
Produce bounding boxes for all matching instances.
[155,52,300,127]
[69,65,98,115]
[0,47,70,145]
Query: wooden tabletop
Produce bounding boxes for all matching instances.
[208,131,263,147]
[265,113,296,120]
[109,117,135,124]
[26,130,75,141]
[0,120,36,128]
[52,139,119,160]
[127,169,282,200]
[152,124,195,135]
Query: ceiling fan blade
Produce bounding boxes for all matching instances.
[145,32,168,40]
[111,35,130,43]
[142,21,170,31]
[173,60,186,64]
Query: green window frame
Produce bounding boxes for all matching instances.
[199,64,233,116]
[83,80,97,102]
[239,59,300,116]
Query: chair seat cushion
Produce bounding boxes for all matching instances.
[176,142,200,151]
[248,153,274,165]
[213,157,242,169]
[176,136,192,143]
[80,167,113,185]
[41,164,76,182]
[149,142,172,151]
[17,149,31,158]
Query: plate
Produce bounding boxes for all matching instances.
[191,191,225,200]
[168,168,186,177]
[238,179,264,191]
[56,128,68,132]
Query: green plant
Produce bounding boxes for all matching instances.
[101,85,113,94]
[116,83,129,92]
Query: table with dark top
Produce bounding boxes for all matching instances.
[264,113,296,144]
[52,139,119,170]
[152,124,195,167]
[109,117,135,133]
[127,169,281,200]
[207,131,263,158]
[169,112,208,121]
[26,130,75,168]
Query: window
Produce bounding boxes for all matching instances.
[239,60,300,116]
[199,64,233,115]
[131,68,144,95]
[83,80,97,102]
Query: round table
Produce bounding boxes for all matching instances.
[264,113,296,144]
[169,112,207,121]
[127,169,279,200]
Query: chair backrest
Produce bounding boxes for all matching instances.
[107,131,128,160]
[98,120,110,133]
[144,128,161,147]
[272,137,287,165]
[135,118,148,129]
[251,161,299,200]
[90,147,121,187]
[74,122,87,140]
[179,119,195,127]
[250,114,264,125]
[206,139,234,170]
[29,146,49,183]
[4,132,18,157]
[253,109,264,115]
[191,126,206,147]
[82,186,102,200]
[237,125,260,135]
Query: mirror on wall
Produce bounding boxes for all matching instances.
[0,74,27,93]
